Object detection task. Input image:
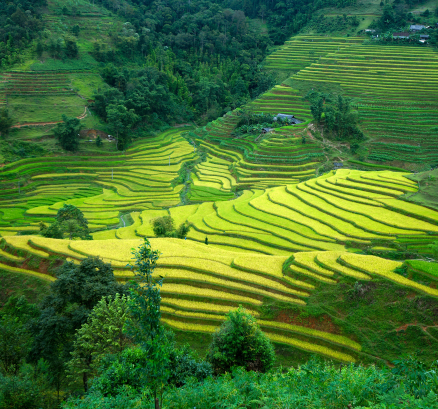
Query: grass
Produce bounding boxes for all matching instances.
[7,95,85,124]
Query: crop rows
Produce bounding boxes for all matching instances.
[0,129,195,235]
[268,38,438,168]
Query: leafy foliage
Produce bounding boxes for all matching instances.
[0,296,39,376]
[40,204,91,240]
[53,115,83,152]
[152,216,191,238]
[207,306,275,374]
[306,91,365,141]
[125,238,170,408]
[63,357,438,409]
[0,109,14,137]
[67,294,131,392]
[0,1,46,68]
[28,257,126,396]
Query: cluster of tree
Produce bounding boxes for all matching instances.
[36,37,79,60]
[53,115,83,152]
[93,66,186,150]
[39,204,92,240]
[88,0,358,128]
[0,0,46,67]
[370,3,410,31]
[0,109,13,138]
[309,14,360,33]
[152,215,190,239]
[0,239,275,409]
[92,0,357,46]
[306,91,365,141]
[65,356,438,408]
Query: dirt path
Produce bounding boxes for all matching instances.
[11,106,88,129]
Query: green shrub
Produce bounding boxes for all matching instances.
[206,307,275,374]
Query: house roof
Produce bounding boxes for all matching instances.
[410,24,425,30]
[276,113,295,119]
[393,32,410,37]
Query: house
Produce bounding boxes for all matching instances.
[393,32,410,39]
[262,127,274,134]
[274,113,295,121]
[410,24,425,31]
[333,162,344,170]
[420,34,430,39]
[273,113,302,124]
[365,29,376,33]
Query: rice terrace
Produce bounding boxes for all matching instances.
[1,0,438,407]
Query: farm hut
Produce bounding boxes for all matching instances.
[410,24,425,31]
[393,32,410,39]
[274,113,303,124]
[333,162,344,170]
[262,127,274,134]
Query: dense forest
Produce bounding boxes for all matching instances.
[0,0,46,67]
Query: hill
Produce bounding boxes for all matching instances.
[1,0,438,377]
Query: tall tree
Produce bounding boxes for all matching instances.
[28,257,127,398]
[67,294,131,392]
[125,238,170,409]
[53,115,82,151]
[0,108,14,137]
[106,104,139,150]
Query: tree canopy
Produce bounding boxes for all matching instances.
[53,115,83,152]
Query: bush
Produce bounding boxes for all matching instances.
[168,344,213,387]
[152,216,190,238]
[206,307,275,374]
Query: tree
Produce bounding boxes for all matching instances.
[65,38,78,58]
[310,95,324,124]
[106,104,139,150]
[152,216,190,238]
[53,115,82,151]
[324,95,364,141]
[0,296,39,375]
[36,42,44,58]
[28,257,126,398]
[72,25,80,37]
[68,294,131,392]
[39,221,63,239]
[96,135,102,147]
[40,204,90,240]
[207,306,275,374]
[124,238,170,409]
[61,219,82,240]
[306,92,364,141]
[0,108,14,137]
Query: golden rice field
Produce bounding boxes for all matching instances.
[2,50,438,365]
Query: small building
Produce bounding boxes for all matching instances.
[365,29,376,33]
[274,113,295,121]
[393,32,410,39]
[420,34,430,39]
[410,24,425,31]
[262,127,274,134]
[333,162,344,170]
[273,113,302,124]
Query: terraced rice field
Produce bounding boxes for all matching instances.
[0,71,90,124]
[191,109,323,193]
[2,230,437,362]
[2,119,438,362]
[0,128,195,236]
[265,36,438,169]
